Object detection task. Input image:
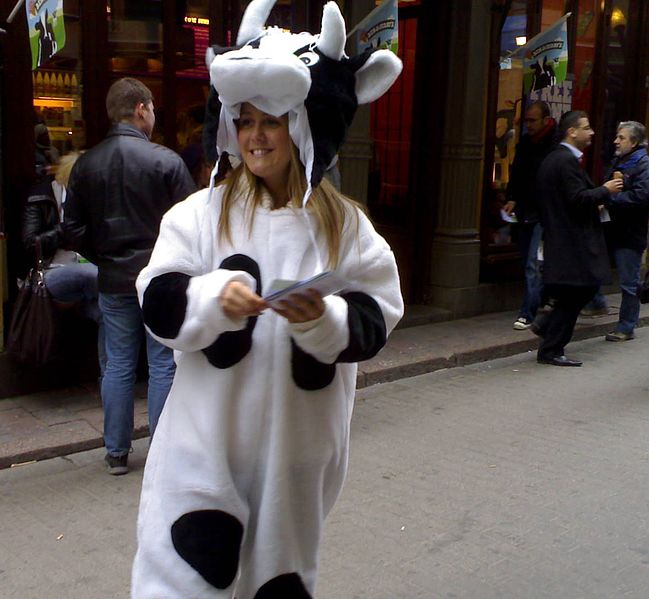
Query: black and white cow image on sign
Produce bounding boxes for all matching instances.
[35,9,57,67]
[131,2,404,597]
[205,0,402,193]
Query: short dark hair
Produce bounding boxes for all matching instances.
[558,110,588,140]
[106,77,153,124]
[527,100,551,119]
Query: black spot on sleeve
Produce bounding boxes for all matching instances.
[291,339,336,390]
[336,291,387,363]
[202,254,262,368]
[142,272,190,339]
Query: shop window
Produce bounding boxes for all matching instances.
[571,0,599,114]
[485,1,527,257]
[107,0,164,142]
[600,1,630,166]
[176,1,212,187]
[367,8,416,228]
[32,0,85,156]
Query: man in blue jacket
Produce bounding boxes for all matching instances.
[603,121,649,342]
[64,78,196,474]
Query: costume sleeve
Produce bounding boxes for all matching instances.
[289,208,403,364]
[136,194,256,352]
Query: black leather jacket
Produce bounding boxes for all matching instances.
[63,123,196,293]
[22,179,62,268]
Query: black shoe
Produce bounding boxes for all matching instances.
[105,453,129,475]
[537,355,582,367]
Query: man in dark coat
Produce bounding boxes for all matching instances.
[505,100,556,330]
[603,121,649,341]
[64,78,196,474]
[532,110,623,366]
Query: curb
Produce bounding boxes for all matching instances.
[3,314,647,470]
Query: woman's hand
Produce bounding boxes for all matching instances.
[273,288,325,324]
[220,281,267,319]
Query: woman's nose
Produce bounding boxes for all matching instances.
[251,123,265,140]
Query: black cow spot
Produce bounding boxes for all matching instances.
[142,272,190,339]
[291,339,335,390]
[171,509,244,590]
[253,573,312,599]
[203,254,262,368]
[336,291,387,363]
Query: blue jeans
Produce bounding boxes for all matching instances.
[613,247,642,334]
[99,293,176,457]
[518,222,543,320]
[583,290,608,311]
[45,262,106,375]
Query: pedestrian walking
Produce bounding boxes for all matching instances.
[130,1,403,597]
[533,110,623,366]
[504,100,556,331]
[63,77,196,475]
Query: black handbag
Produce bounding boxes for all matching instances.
[639,270,649,304]
[6,240,61,365]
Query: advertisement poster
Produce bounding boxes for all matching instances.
[522,14,569,94]
[349,0,398,55]
[26,0,66,70]
[528,77,573,121]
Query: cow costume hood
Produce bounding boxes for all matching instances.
[206,0,402,204]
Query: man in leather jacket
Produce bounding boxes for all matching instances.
[64,78,195,475]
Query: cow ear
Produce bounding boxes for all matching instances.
[355,50,403,105]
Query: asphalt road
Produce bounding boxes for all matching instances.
[2,331,649,598]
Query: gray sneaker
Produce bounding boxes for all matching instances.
[513,317,532,330]
[104,453,129,475]
[605,331,634,342]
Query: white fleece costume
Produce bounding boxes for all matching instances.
[132,2,403,597]
[131,184,402,598]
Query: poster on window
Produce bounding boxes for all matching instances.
[26,0,66,70]
[349,0,398,55]
[522,14,570,94]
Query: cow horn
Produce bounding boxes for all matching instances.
[316,2,346,61]
[236,0,276,46]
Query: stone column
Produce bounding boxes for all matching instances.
[425,0,492,315]
[338,0,375,205]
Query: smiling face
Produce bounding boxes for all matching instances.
[237,102,291,201]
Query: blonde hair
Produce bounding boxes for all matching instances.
[55,151,82,187]
[218,143,360,268]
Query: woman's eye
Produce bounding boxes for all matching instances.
[298,51,319,67]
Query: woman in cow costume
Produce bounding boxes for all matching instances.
[131,1,403,597]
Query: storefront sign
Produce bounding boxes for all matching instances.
[348,0,398,55]
[521,14,570,94]
[26,0,66,70]
[528,77,573,121]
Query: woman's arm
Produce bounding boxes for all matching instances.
[137,194,256,352]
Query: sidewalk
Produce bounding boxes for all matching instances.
[1,294,646,469]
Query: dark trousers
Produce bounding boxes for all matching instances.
[536,284,598,360]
